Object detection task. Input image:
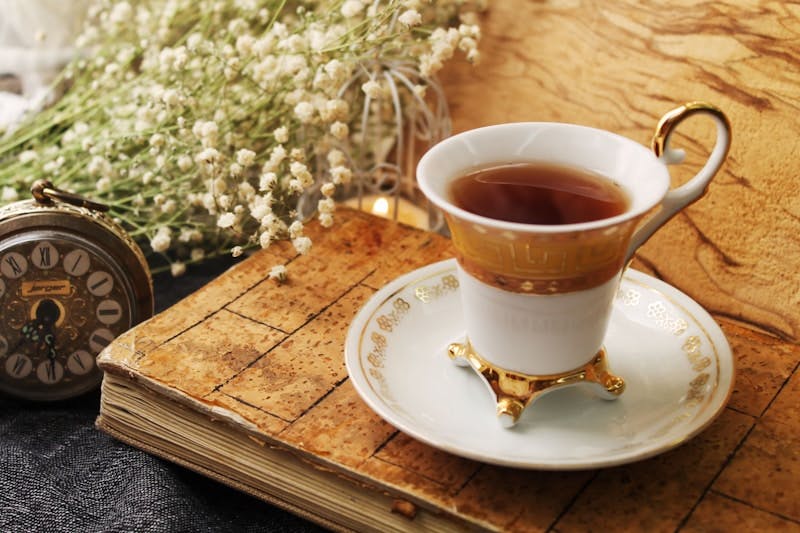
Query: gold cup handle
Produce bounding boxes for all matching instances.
[625,102,732,261]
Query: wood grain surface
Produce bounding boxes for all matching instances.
[440,1,800,342]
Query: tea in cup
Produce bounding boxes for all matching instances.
[416,102,731,427]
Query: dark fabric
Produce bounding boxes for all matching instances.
[0,257,325,532]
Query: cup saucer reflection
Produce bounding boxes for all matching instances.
[344,259,734,470]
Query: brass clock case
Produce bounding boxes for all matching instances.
[0,191,154,401]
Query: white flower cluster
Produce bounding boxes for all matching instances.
[0,0,484,276]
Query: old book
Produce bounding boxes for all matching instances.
[96,206,746,531]
[97,209,496,532]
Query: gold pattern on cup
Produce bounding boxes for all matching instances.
[446,213,640,294]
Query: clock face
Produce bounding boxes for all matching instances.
[0,232,133,400]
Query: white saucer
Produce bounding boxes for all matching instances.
[345,259,734,470]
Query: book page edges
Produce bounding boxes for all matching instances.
[96,340,485,532]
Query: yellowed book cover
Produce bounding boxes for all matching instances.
[96,209,498,532]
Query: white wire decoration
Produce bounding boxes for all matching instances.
[299,58,451,233]
[352,60,450,232]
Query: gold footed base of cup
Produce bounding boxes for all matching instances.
[447,341,626,428]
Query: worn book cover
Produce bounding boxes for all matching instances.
[96,209,509,532]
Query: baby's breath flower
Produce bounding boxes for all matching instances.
[259,231,272,249]
[293,101,315,123]
[170,262,187,277]
[1,186,19,202]
[330,121,348,140]
[292,236,312,255]
[0,0,483,275]
[18,150,38,163]
[268,264,287,281]
[162,88,182,107]
[177,154,193,172]
[330,165,352,185]
[341,1,364,18]
[96,177,112,193]
[162,199,177,214]
[320,182,336,197]
[322,99,349,122]
[289,161,313,187]
[217,212,236,228]
[273,126,289,143]
[180,227,202,243]
[361,80,382,99]
[327,149,346,167]
[218,194,233,210]
[236,34,255,56]
[323,59,347,84]
[196,148,222,174]
[259,172,277,190]
[288,220,304,239]
[150,227,172,253]
[231,246,244,257]
[109,2,133,25]
[87,156,112,178]
[399,10,422,27]
[318,198,335,214]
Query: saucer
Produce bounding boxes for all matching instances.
[344,259,734,470]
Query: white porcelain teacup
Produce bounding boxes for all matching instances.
[417,102,731,427]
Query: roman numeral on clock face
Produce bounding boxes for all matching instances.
[87,271,114,297]
[89,328,115,354]
[5,354,32,379]
[1,252,27,279]
[32,242,59,269]
[67,350,94,375]
[37,360,64,384]
[96,300,123,325]
[64,249,91,277]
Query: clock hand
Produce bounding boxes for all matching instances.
[9,321,38,354]
[7,299,61,356]
[37,299,60,364]
[42,329,58,379]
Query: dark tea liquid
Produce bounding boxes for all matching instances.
[449,162,629,225]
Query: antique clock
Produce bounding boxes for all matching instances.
[0,180,154,400]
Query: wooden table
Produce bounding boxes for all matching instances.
[434,1,799,529]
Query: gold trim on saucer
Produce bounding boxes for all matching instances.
[447,341,625,427]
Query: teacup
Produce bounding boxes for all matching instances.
[416,102,731,427]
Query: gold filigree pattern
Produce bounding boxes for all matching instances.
[647,301,689,335]
[376,297,411,332]
[414,274,459,303]
[446,213,639,294]
[367,332,387,369]
[617,287,641,306]
[683,336,712,373]
[367,331,392,399]
[650,334,714,438]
